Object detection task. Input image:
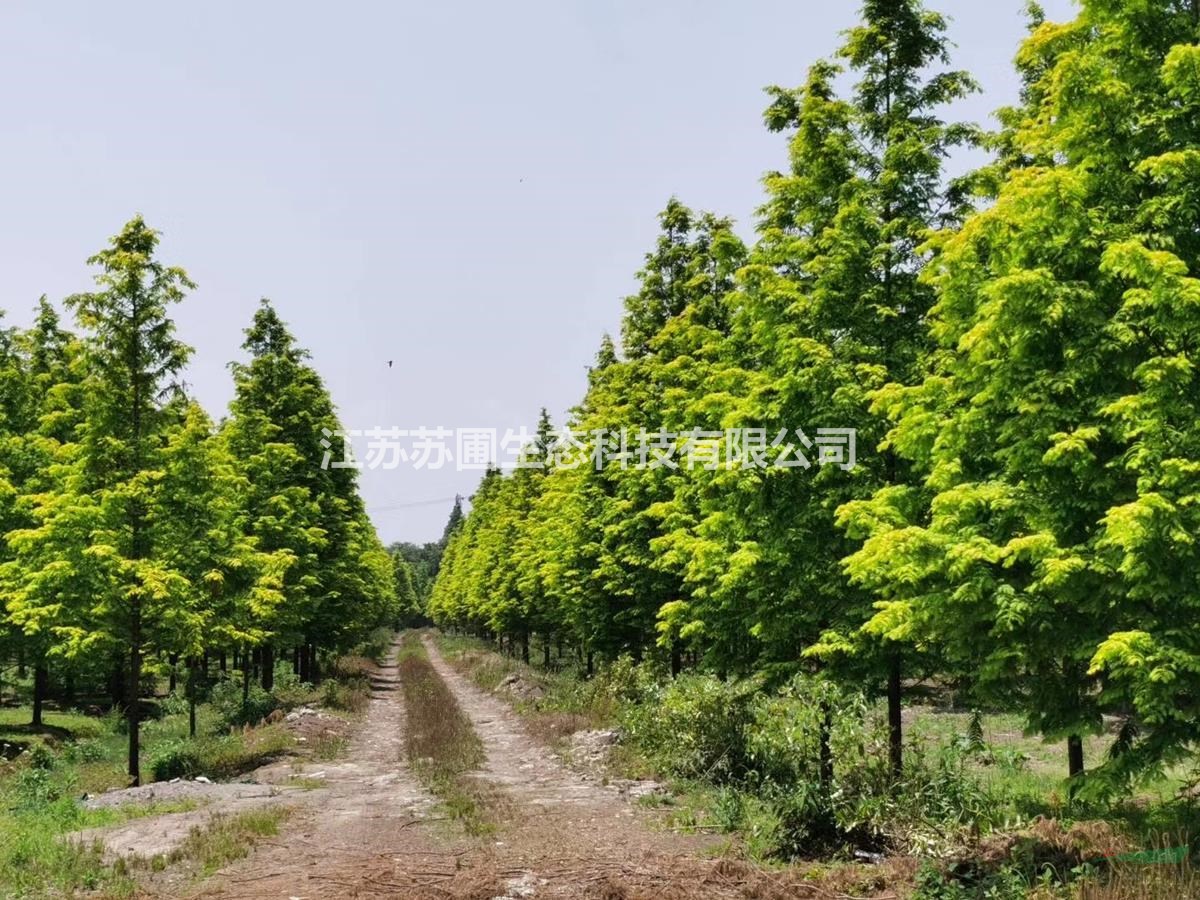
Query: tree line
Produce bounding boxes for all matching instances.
[431,0,1200,794]
[0,218,399,784]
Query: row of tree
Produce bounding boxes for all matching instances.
[431,0,1200,791]
[0,219,398,784]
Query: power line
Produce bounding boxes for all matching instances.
[368,495,462,514]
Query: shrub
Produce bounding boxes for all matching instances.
[149,727,292,782]
[149,740,202,781]
[270,672,315,711]
[61,739,106,764]
[158,691,190,717]
[320,678,370,714]
[210,678,277,729]
[620,674,756,782]
[13,767,67,810]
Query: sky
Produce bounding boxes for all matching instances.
[0,0,1074,544]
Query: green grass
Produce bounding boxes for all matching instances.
[0,664,359,897]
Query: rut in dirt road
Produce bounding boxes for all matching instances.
[180,639,814,899]
[419,636,792,898]
[184,644,469,900]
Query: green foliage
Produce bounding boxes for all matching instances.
[620,674,756,782]
[209,679,276,729]
[147,728,291,782]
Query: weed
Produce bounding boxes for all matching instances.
[397,634,498,835]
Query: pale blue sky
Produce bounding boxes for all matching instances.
[0,0,1073,543]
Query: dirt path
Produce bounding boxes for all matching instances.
[419,637,776,898]
[179,645,463,900]
[156,638,809,899]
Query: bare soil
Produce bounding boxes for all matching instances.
[120,639,847,899]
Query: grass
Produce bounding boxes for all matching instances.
[433,631,1200,895]
[118,806,291,879]
[396,633,501,835]
[0,646,379,898]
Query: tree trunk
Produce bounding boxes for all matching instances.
[109,660,125,710]
[219,650,226,674]
[242,644,251,704]
[521,632,530,665]
[670,641,682,678]
[586,650,594,678]
[168,653,178,694]
[888,650,903,779]
[128,615,142,785]
[819,701,834,788]
[1068,734,1084,779]
[556,635,564,659]
[293,646,301,676]
[187,657,198,738]
[543,635,551,668]
[32,662,48,728]
[261,645,274,692]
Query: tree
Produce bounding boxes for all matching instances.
[225,300,394,687]
[62,217,192,784]
[2,300,84,726]
[651,0,975,780]
[153,402,269,736]
[842,0,1200,782]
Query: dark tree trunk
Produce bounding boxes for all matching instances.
[586,651,594,678]
[293,646,301,676]
[819,701,834,788]
[109,660,125,710]
[168,653,179,694]
[187,657,198,738]
[242,645,251,704]
[1068,734,1085,779]
[888,650,903,778]
[670,641,682,678]
[32,662,48,728]
[128,619,142,785]
[261,645,274,692]
[521,632,530,665]
[219,650,227,674]
[556,635,564,659]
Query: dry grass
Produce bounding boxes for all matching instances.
[396,635,504,835]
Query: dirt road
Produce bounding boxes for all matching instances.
[171,639,802,899]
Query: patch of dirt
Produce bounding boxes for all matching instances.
[558,729,665,801]
[137,639,860,898]
[421,637,804,898]
[498,672,546,702]
[176,646,446,899]
[72,781,291,862]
